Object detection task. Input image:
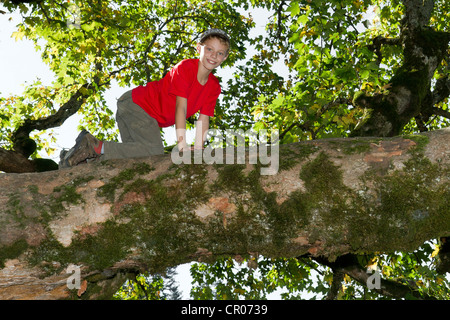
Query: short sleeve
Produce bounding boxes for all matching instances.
[168,60,195,99]
[200,81,221,117]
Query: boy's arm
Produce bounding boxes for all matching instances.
[175,96,188,151]
[194,113,210,149]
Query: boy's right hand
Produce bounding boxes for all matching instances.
[176,143,191,152]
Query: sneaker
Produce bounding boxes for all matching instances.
[59,130,86,168]
[65,130,102,167]
[59,147,89,169]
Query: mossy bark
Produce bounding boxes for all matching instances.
[0,128,449,300]
[352,0,450,137]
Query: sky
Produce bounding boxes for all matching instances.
[0,3,288,300]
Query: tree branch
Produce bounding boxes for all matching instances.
[414,115,429,132]
[0,128,448,299]
[278,98,353,142]
[432,75,450,106]
[2,79,103,173]
[13,83,92,141]
[310,254,436,300]
[437,237,450,274]
[326,270,344,300]
[0,148,36,173]
[431,106,450,120]
[367,35,401,65]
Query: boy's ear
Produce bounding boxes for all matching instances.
[196,43,202,54]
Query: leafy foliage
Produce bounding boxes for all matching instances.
[1,0,254,154]
[114,267,182,300]
[189,256,317,300]
[219,0,449,141]
[113,273,165,300]
[116,241,450,300]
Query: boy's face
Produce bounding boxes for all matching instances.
[197,37,229,71]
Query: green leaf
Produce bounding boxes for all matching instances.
[288,2,300,16]
[297,14,309,25]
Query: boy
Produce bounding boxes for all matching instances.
[60,28,230,168]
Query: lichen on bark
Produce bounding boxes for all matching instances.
[0,129,449,299]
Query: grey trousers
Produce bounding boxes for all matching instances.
[102,90,164,160]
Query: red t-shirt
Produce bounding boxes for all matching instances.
[131,59,221,128]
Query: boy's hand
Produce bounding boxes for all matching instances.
[177,144,204,152]
[177,143,190,152]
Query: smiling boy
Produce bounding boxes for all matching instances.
[61,28,230,167]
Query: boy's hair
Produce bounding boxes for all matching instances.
[199,29,231,50]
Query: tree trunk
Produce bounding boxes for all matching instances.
[0,128,449,299]
[353,0,450,137]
